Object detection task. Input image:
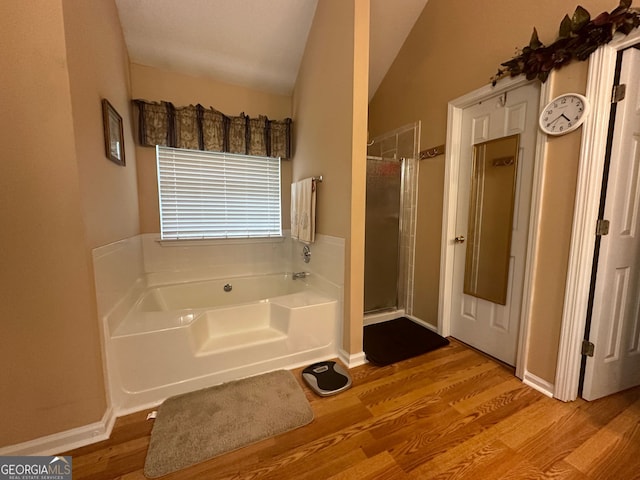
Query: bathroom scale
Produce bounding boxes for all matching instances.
[302,360,352,396]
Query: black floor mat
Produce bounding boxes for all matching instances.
[363,317,450,366]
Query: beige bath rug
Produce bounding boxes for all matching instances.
[143,370,314,478]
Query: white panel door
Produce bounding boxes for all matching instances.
[450,82,539,365]
[582,48,640,401]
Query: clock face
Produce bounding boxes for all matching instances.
[539,93,589,135]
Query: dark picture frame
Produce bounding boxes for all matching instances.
[102,99,125,166]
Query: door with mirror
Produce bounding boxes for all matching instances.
[451,82,540,366]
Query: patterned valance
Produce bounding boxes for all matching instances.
[133,100,292,159]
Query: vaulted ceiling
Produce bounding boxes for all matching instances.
[115,0,428,101]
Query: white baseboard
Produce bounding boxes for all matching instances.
[338,349,367,368]
[0,406,116,456]
[522,370,555,398]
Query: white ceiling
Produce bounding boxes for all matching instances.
[115,0,427,100]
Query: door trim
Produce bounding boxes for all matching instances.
[439,75,550,379]
[555,29,640,402]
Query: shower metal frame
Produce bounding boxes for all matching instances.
[364,122,420,315]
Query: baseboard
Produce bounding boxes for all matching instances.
[338,349,367,368]
[522,370,555,398]
[0,405,116,456]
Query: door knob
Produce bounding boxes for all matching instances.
[454,236,465,244]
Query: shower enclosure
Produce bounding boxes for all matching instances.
[365,123,420,315]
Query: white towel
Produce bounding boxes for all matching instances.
[291,182,298,240]
[291,178,316,243]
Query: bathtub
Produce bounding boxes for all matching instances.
[105,273,339,413]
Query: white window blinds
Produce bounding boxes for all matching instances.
[157,146,282,240]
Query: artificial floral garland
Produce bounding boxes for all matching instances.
[491,0,640,86]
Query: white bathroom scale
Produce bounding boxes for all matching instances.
[302,361,352,396]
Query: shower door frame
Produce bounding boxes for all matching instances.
[364,154,405,314]
[364,122,420,316]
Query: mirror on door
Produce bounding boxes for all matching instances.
[463,134,520,305]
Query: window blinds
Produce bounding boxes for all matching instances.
[157,146,282,240]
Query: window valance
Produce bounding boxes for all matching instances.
[133,100,292,159]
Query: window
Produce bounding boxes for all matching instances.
[156,146,282,240]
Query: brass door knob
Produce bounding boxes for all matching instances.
[454,236,465,244]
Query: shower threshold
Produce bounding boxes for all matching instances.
[364,308,405,326]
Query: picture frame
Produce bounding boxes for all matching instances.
[102,99,125,166]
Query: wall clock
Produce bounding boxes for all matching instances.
[539,93,590,135]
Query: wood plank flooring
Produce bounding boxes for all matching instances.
[64,339,640,479]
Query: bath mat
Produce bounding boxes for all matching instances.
[364,317,450,366]
[143,370,314,478]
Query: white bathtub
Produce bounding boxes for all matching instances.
[130,274,308,313]
[105,273,339,413]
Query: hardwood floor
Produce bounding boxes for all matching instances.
[64,339,640,479]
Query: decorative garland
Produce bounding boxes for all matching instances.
[491,0,640,86]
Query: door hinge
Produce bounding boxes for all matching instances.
[612,84,627,103]
[582,340,595,357]
[596,219,610,236]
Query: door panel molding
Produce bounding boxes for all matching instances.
[578,46,640,400]
[439,75,550,380]
[555,29,640,402]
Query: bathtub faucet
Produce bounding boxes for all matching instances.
[292,271,310,280]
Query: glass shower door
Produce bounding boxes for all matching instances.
[364,156,402,313]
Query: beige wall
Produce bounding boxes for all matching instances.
[368,0,613,383]
[130,64,293,233]
[0,0,138,447]
[64,0,139,249]
[292,0,369,354]
[349,0,370,354]
[528,62,589,381]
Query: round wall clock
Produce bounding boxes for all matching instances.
[539,93,590,135]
